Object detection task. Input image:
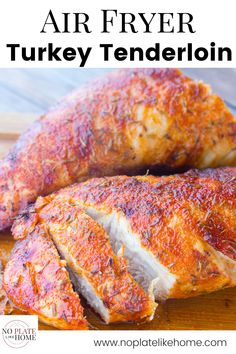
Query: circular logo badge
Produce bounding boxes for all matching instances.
[2,320,31,348]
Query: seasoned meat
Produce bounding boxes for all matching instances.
[3,167,236,328]
[51,167,236,299]
[36,199,156,323]
[3,218,88,330]
[3,202,156,326]
[0,69,236,230]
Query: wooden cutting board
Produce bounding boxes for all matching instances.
[0,113,236,330]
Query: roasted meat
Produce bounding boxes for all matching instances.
[3,219,88,330]
[37,199,156,323]
[3,167,236,328]
[49,166,236,300]
[4,203,156,327]
[0,69,236,230]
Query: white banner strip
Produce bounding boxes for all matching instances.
[37,330,235,354]
[0,0,235,67]
[0,316,235,354]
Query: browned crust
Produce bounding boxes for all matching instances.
[54,167,236,298]
[1,69,236,230]
[3,223,88,330]
[35,198,156,323]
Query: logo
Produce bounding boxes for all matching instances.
[1,316,37,349]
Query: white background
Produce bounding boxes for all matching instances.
[0,316,235,354]
[0,0,235,67]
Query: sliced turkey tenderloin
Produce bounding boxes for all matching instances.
[3,216,88,330]
[35,197,157,323]
[52,167,236,300]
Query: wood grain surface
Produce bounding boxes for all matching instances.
[0,112,236,330]
[0,69,235,114]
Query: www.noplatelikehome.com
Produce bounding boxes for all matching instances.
[93,337,227,349]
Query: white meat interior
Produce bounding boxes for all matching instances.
[69,269,109,323]
[52,241,110,323]
[86,207,176,300]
